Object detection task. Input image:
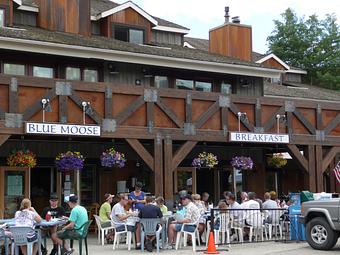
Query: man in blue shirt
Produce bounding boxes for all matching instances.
[53,194,88,255]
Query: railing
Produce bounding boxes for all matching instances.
[206,208,304,245]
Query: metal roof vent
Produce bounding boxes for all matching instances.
[232,16,240,24]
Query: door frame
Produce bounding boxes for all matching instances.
[174,167,197,194]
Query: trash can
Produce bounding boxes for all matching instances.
[301,191,314,203]
[288,193,306,241]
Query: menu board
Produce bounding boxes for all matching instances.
[6,175,23,196]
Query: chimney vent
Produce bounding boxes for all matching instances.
[232,16,241,24]
[224,6,230,23]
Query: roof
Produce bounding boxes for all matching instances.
[152,16,189,30]
[90,0,119,16]
[21,0,38,7]
[184,37,209,51]
[264,82,340,102]
[0,26,272,69]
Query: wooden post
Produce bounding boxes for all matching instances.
[154,135,163,196]
[307,145,317,192]
[164,136,173,200]
[315,145,323,192]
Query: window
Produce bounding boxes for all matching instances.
[0,9,5,28]
[221,83,232,94]
[195,81,212,92]
[66,67,81,80]
[4,63,25,75]
[114,25,144,44]
[33,66,53,78]
[84,69,98,82]
[176,79,193,90]
[154,76,168,88]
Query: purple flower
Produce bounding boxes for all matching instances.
[231,156,254,170]
[100,147,126,168]
[55,151,84,172]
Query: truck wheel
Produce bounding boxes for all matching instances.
[306,217,338,250]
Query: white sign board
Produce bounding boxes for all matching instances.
[230,132,289,144]
[25,122,101,137]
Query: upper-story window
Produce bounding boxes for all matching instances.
[66,67,81,80]
[195,81,212,92]
[221,83,232,94]
[176,79,212,92]
[176,79,194,90]
[0,9,5,27]
[4,63,25,76]
[84,69,98,82]
[33,66,54,78]
[154,76,168,88]
[114,25,145,44]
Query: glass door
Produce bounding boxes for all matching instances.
[174,167,196,194]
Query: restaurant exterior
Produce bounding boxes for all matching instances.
[0,0,339,217]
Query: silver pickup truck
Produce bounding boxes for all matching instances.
[300,198,340,250]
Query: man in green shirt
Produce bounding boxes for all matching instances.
[53,194,88,255]
[99,193,114,228]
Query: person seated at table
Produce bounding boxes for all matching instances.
[166,194,200,249]
[111,194,141,248]
[201,192,211,210]
[191,194,206,239]
[214,201,228,230]
[14,198,42,255]
[99,193,114,243]
[155,197,168,215]
[138,196,163,252]
[40,193,66,255]
[53,194,88,255]
[128,182,146,212]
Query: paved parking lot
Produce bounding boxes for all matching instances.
[57,236,340,254]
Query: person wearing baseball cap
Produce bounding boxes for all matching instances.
[53,194,88,255]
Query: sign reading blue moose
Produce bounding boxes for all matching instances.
[25,122,101,137]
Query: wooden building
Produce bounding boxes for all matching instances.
[0,0,339,216]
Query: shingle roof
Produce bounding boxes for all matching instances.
[91,0,119,16]
[264,82,340,101]
[152,16,189,30]
[0,26,269,68]
[184,37,209,51]
[22,0,38,7]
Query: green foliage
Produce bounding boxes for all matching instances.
[267,8,340,90]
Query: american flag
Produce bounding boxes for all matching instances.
[333,161,340,184]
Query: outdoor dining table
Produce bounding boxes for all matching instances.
[0,218,67,255]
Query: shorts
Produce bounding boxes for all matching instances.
[100,221,112,228]
[57,229,81,240]
[115,225,135,232]
[175,224,196,233]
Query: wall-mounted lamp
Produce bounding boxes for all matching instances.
[82,101,92,125]
[237,112,248,131]
[108,63,119,75]
[41,98,52,123]
[276,114,286,134]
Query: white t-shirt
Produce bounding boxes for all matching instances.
[111,203,126,226]
[15,209,37,228]
[263,199,279,210]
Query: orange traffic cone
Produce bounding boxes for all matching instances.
[204,231,219,254]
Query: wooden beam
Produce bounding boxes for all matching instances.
[221,107,228,135]
[23,88,56,121]
[322,146,340,173]
[126,138,154,171]
[307,145,317,192]
[185,93,192,123]
[164,136,173,200]
[324,113,340,135]
[286,144,308,172]
[0,135,10,146]
[9,78,18,113]
[255,99,262,127]
[293,108,316,135]
[156,99,183,128]
[229,102,254,131]
[154,135,163,196]
[316,104,323,130]
[263,106,285,132]
[115,96,145,125]
[286,111,293,134]
[172,141,197,171]
[315,145,323,192]
[69,92,102,124]
[59,95,68,123]
[104,86,113,119]
[195,101,220,129]
[146,102,154,132]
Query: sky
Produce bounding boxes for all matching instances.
[115,0,339,54]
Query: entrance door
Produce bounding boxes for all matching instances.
[174,167,196,194]
[31,167,52,214]
[0,167,30,218]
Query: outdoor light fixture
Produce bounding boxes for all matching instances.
[237,112,248,131]
[41,98,52,123]
[276,114,287,134]
[81,101,92,125]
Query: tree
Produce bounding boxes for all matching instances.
[267,8,340,90]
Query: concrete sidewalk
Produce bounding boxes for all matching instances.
[54,235,340,254]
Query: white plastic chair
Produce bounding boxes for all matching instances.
[111,223,135,250]
[140,218,162,253]
[9,226,39,255]
[175,222,200,252]
[230,214,244,243]
[0,227,10,255]
[266,210,283,240]
[93,215,115,245]
[214,212,231,247]
[248,212,264,242]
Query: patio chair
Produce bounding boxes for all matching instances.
[266,210,283,240]
[230,215,244,243]
[139,218,162,253]
[9,226,39,255]
[0,227,10,255]
[93,215,115,245]
[111,223,135,251]
[62,220,92,255]
[248,212,265,242]
[214,212,231,247]
[175,221,200,252]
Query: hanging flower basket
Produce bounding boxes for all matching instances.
[55,151,84,172]
[100,147,126,168]
[191,152,218,169]
[267,153,287,168]
[7,149,37,168]
[231,156,254,170]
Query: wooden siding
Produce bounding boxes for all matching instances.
[13,9,37,26]
[209,23,252,62]
[100,7,153,42]
[261,58,286,70]
[35,0,91,36]
[0,0,12,26]
[151,30,183,45]
[283,73,302,83]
